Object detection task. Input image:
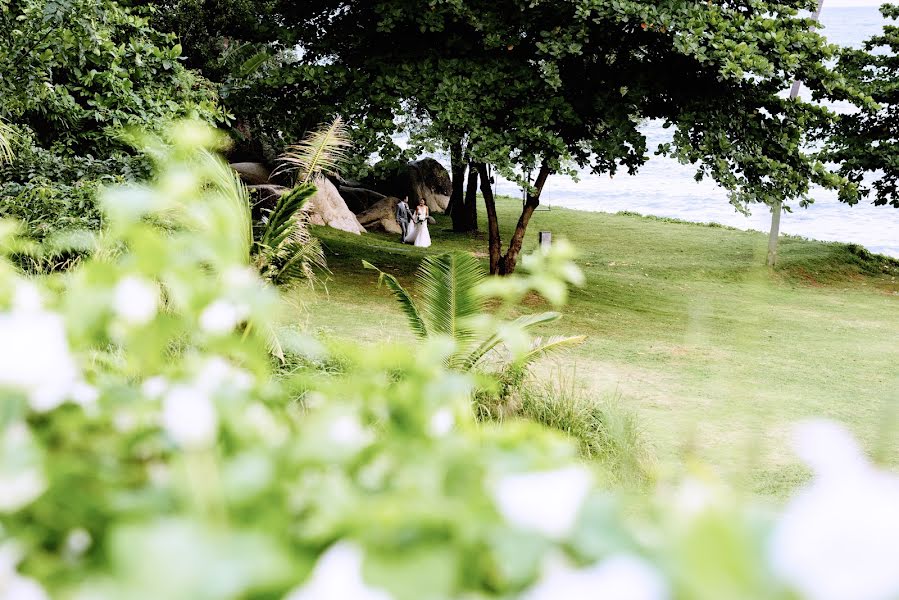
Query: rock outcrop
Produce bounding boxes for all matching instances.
[409,158,451,213]
[356,197,403,235]
[364,158,452,214]
[230,162,272,186]
[306,175,366,235]
[338,185,387,213]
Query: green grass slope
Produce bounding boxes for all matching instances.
[286,197,899,496]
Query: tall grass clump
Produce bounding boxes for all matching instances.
[487,367,655,488]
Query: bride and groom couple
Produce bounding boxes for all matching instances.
[395,196,432,247]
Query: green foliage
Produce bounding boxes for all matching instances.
[514,372,654,488]
[275,117,352,185]
[826,4,899,208]
[0,0,223,159]
[364,251,585,373]
[0,119,14,164]
[2,122,899,599]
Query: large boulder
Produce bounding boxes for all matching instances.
[306,175,366,235]
[356,197,403,234]
[338,185,387,213]
[230,162,271,186]
[363,158,452,214]
[409,158,451,213]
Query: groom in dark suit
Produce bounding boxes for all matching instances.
[395,196,413,242]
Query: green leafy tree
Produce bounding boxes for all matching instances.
[826,4,899,208]
[0,0,222,177]
[299,0,862,274]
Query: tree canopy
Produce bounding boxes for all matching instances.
[294,0,862,273]
[826,3,899,208]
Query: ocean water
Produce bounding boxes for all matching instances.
[488,6,899,257]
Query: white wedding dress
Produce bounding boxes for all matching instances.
[411,209,431,247]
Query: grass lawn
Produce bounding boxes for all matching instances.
[284,197,899,497]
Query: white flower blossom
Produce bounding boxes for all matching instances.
[223,266,258,289]
[0,574,48,600]
[141,376,169,400]
[64,528,92,557]
[492,466,592,539]
[769,420,899,600]
[0,310,78,412]
[524,555,668,600]
[161,384,218,448]
[12,281,42,312]
[285,542,393,600]
[199,300,248,334]
[0,424,45,512]
[195,357,253,395]
[70,381,99,410]
[428,408,455,437]
[329,415,373,448]
[113,276,158,326]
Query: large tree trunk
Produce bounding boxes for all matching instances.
[447,140,465,219]
[477,162,502,274]
[461,160,479,232]
[498,164,551,275]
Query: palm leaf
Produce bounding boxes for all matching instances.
[363,260,428,338]
[514,335,587,368]
[416,252,486,345]
[460,311,562,371]
[260,183,316,251]
[274,117,352,185]
[0,119,15,164]
[202,150,253,261]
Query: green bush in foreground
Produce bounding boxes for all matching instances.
[1,123,898,600]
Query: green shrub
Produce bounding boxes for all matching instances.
[3,122,899,600]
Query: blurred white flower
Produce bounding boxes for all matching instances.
[113,276,158,326]
[329,415,373,448]
[0,424,45,513]
[223,266,258,289]
[285,542,393,600]
[64,528,92,557]
[142,376,169,400]
[770,420,899,600]
[195,357,253,395]
[524,554,668,600]
[199,300,248,334]
[0,574,48,600]
[428,408,455,437]
[0,310,78,412]
[492,466,592,539]
[161,384,218,448]
[70,381,99,410]
[12,281,42,312]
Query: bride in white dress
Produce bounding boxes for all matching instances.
[404,198,431,247]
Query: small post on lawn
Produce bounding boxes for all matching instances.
[767,0,825,267]
[538,231,552,253]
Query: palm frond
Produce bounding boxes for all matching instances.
[416,252,486,345]
[514,335,587,368]
[201,149,253,261]
[260,183,316,252]
[363,260,428,338]
[460,311,562,371]
[0,119,16,164]
[274,117,352,185]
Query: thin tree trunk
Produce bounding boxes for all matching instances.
[477,162,502,274]
[499,164,551,275]
[462,160,479,232]
[767,0,824,267]
[447,140,465,219]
